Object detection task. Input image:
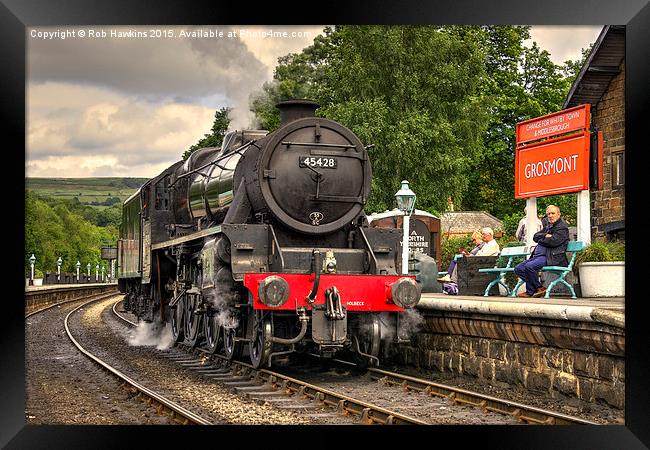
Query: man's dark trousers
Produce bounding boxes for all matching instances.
[514,254,546,295]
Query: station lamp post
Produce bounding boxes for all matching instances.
[394,180,416,275]
[56,257,62,283]
[87,263,91,280]
[101,265,105,282]
[95,263,99,282]
[28,254,36,286]
[76,260,81,282]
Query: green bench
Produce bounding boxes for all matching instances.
[537,240,585,299]
[478,246,530,296]
[508,240,585,298]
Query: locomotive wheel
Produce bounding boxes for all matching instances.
[170,296,184,343]
[249,311,273,369]
[203,310,222,354]
[223,325,242,361]
[183,294,202,347]
[352,313,381,368]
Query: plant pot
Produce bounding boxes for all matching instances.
[578,262,625,297]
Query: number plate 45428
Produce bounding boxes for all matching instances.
[299,156,338,169]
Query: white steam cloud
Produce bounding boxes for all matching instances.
[128,320,175,350]
[203,286,239,329]
[377,309,425,343]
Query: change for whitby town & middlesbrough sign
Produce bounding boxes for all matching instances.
[514,104,591,199]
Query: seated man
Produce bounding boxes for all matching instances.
[514,205,569,298]
[476,227,500,256]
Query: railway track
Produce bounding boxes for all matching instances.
[67,296,213,424]
[27,292,213,425]
[112,299,595,425]
[366,368,597,425]
[112,300,425,424]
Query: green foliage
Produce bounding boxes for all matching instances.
[25,191,117,274]
[251,26,487,213]
[249,25,587,220]
[460,26,584,219]
[575,239,625,265]
[26,177,145,206]
[249,27,335,130]
[183,107,232,160]
[440,235,474,269]
[501,212,521,238]
[536,194,577,226]
[96,203,123,228]
[89,196,121,207]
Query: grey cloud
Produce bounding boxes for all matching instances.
[28,26,268,113]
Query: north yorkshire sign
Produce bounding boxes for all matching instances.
[515,104,591,199]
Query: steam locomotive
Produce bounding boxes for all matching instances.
[117,100,421,368]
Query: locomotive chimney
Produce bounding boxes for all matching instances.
[276,99,319,126]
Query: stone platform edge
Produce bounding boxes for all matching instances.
[417,296,624,329]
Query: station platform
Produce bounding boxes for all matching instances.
[25,282,117,293]
[417,293,624,327]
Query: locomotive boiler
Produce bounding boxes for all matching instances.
[118,100,421,368]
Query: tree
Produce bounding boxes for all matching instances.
[462,26,582,219]
[182,107,232,160]
[250,25,589,220]
[25,191,118,274]
[250,26,488,213]
[249,27,334,130]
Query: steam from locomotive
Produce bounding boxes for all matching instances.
[118,100,421,368]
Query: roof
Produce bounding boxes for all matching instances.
[564,25,625,109]
[440,211,502,235]
[367,208,438,223]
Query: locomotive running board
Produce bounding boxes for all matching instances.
[151,225,222,250]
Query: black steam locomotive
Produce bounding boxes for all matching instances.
[118,100,421,368]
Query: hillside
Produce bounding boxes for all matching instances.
[26,177,148,206]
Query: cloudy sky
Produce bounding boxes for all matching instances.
[26,25,603,178]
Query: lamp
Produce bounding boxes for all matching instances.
[56,257,62,282]
[395,180,416,275]
[28,254,36,285]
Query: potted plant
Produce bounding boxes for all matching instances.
[575,240,625,297]
[32,268,44,286]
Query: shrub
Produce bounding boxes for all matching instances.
[501,212,521,238]
[440,235,473,269]
[575,239,625,266]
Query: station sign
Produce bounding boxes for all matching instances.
[516,104,590,145]
[515,104,591,199]
[408,218,431,255]
[515,132,590,198]
[101,246,118,260]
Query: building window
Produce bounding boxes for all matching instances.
[612,152,624,187]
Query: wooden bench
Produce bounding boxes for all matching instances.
[478,246,530,297]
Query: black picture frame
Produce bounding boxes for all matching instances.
[5,0,648,447]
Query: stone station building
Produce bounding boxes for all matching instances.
[564,25,625,241]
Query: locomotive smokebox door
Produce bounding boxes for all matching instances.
[311,305,347,345]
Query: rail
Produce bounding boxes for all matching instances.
[65,295,212,425]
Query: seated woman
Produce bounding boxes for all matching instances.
[437,230,484,284]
